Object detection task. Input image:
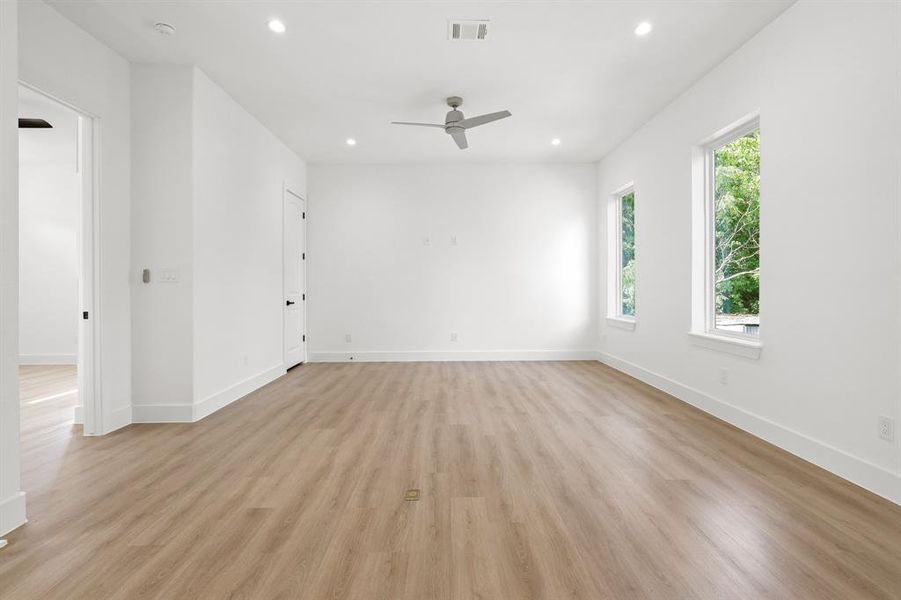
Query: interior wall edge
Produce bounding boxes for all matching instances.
[598,352,901,506]
[0,0,24,537]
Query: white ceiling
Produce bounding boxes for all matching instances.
[46,1,793,164]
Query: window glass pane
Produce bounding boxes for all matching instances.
[620,191,635,316]
[713,130,759,336]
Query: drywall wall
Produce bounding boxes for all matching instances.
[18,0,132,432]
[192,68,306,412]
[18,91,79,364]
[0,0,26,537]
[130,65,194,411]
[130,66,306,421]
[308,164,597,360]
[596,0,901,502]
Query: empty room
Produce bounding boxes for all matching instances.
[0,1,899,599]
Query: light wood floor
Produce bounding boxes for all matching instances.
[18,365,79,484]
[1,362,899,599]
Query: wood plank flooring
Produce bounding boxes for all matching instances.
[17,365,79,491]
[1,361,899,599]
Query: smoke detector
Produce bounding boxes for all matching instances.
[154,22,176,36]
[447,20,489,41]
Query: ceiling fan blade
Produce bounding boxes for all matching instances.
[391,121,446,128]
[457,110,511,129]
[450,129,468,150]
[18,118,53,128]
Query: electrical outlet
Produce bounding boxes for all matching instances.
[718,368,729,385]
[450,235,458,246]
[423,236,431,246]
[878,416,894,442]
[345,333,352,343]
[450,332,458,342]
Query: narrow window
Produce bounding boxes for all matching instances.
[607,184,636,325]
[708,123,760,337]
[619,191,636,317]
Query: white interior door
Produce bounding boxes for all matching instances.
[284,188,305,368]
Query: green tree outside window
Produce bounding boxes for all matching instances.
[714,130,760,324]
[621,192,635,316]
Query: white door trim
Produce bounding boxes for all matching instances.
[283,183,307,368]
[19,81,103,435]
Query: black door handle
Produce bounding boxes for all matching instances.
[286,300,295,306]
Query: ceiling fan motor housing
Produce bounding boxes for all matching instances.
[445,110,464,128]
[445,96,464,130]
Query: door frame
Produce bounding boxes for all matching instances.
[283,183,307,367]
[18,81,103,436]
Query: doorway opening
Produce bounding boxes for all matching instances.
[18,84,99,439]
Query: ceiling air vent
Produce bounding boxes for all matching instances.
[448,20,489,41]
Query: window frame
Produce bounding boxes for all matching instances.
[690,113,762,357]
[606,182,636,329]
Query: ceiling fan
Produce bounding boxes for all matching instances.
[18,118,53,128]
[392,96,511,150]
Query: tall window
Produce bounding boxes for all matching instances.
[694,115,760,342]
[607,184,636,324]
[619,191,636,317]
[713,128,760,336]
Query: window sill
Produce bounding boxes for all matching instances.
[688,331,761,359]
[607,316,636,331]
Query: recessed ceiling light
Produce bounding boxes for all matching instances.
[346,138,357,146]
[551,138,561,146]
[634,22,653,36]
[268,19,286,34]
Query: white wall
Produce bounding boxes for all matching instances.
[130,65,194,409]
[130,66,307,421]
[0,0,26,537]
[596,0,901,503]
[18,0,132,432]
[18,92,79,364]
[192,69,306,409]
[308,164,597,361]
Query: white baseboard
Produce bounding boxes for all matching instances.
[193,364,286,421]
[0,491,26,537]
[74,405,132,433]
[309,349,599,363]
[132,403,194,423]
[18,354,76,365]
[132,365,287,424]
[107,405,133,433]
[598,352,901,506]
